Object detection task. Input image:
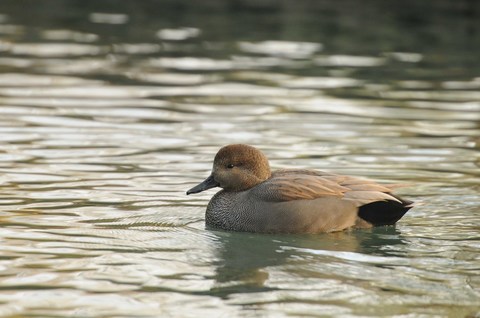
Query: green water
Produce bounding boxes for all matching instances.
[0,0,479,317]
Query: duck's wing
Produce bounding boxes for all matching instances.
[321,174,404,205]
[257,171,413,227]
[256,174,345,201]
[259,171,402,206]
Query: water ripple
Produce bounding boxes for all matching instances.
[0,1,479,317]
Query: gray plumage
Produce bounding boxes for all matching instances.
[187,144,413,234]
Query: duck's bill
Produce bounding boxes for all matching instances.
[186,175,219,195]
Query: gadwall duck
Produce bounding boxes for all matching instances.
[187,144,413,234]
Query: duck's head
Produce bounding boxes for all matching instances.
[186,144,271,194]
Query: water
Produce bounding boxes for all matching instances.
[0,0,479,317]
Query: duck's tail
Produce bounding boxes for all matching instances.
[358,194,414,226]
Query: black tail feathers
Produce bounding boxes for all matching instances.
[358,195,413,226]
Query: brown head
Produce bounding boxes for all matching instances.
[186,144,271,194]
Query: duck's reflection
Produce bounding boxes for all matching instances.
[209,226,406,297]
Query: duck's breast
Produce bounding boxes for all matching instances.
[206,189,359,233]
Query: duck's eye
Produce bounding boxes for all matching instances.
[227,164,234,169]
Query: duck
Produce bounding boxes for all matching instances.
[186,144,413,234]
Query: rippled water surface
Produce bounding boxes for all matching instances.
[0,0,479,317]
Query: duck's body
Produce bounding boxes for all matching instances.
[187,144,413,234]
